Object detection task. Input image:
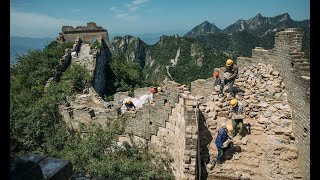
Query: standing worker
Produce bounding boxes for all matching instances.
[219,59,238,97]
[229,98,245,140]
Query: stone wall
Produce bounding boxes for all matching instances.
[236,56,253,70]
[240,28,310,179]
[123,92,177,139]
[272,28,310,179]
[190,79,213,98]
[148,94,199,180]
[92,40,112,97]
[62,22,111,47]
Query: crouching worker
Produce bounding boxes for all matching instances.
[229,98,245,140]
[213,124,233,165]
[125,100,136,111]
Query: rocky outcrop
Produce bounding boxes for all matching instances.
[111,35,147,68]
[190,43,204,67]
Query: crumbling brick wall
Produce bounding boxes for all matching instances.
[239,28,310,179]
[190,79,213,98]
[92,39,112,97]
[62,22,111,47]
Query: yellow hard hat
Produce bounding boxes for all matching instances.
[157,87,162,92]
[226,124,233,132]
[230,99,238,107]
[226,59,233,66]
[127,100,132,104]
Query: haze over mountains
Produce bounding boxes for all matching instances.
[10,36,54,64]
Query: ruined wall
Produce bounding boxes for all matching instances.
[105,82,200,179]
[62,22,111,47]
[240,28,310,179]
[272,28,310,179]
[236,56,254,70]
[148,94,199,180]
[190,79,213,97]
[92,41,112,97]
[123,91,178,139]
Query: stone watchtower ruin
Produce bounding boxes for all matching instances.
[61,22,111,47]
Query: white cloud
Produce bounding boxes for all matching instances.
[110,6,121,13]
[132,0,149,6]
[109,0,149,22]
[10,8,83,37]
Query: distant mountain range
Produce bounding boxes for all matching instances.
[185,13,309,37]
[10,37,54,64]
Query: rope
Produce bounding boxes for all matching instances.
[28,0,68,25]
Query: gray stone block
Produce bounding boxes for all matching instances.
[38,157,73,180]
[10,157,43,180]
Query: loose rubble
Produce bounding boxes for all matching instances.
[196,63,300,179]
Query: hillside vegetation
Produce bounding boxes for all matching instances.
[10,41,174,179]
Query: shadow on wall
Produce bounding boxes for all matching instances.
[198,111,212,180]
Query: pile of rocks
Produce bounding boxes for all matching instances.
[196,63,301,179]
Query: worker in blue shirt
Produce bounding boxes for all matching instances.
[214,124,233,165]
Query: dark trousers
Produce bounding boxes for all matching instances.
[220,79,235,96]
[216,147,224,164]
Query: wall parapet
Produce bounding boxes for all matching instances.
[62,22,106,33]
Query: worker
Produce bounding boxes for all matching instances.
[157,87,164,93]
[219,59,238,97]
[125,100,136,111]
[213,71,222,86]
[149,87,156,103]
[214,124,233,165]
[229,98,245,140]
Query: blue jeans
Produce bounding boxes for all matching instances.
[219,79,235,96]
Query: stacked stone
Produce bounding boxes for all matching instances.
[195,62,301,179]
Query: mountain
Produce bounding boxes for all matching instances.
[184,21,222,37]
[223,13,309,36]
[136,35,228,84]
[184,13,310,37]
[111,35,148,68]
[194,30,275,58]
[110,31,280,84]
[10,36,54,64]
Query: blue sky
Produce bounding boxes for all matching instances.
[10,0,310,38]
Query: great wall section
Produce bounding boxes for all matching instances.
[16,23,310,180]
